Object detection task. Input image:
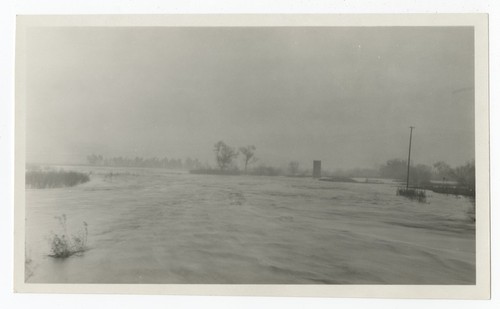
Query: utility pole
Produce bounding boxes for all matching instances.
[406,126,414,189]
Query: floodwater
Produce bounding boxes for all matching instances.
[25,166,475,284]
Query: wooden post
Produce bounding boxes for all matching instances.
[406,126,414,189]
[313,160,321,178]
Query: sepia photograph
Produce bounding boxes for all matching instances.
[14,15,489,298]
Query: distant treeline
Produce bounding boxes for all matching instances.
[328,159,474,187]
[86,146,475,194]
[86,154,207,170]
[378,159,475,189]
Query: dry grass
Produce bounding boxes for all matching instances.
[26,170,90,189]
[397,187,427,203]
[48,214,89,258]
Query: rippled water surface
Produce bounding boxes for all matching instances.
[25,166,475,284]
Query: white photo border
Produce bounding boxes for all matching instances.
[13,14,490,299]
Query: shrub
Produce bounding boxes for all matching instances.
[48,214,89,258]
[26,170,90,189]
[397,187,427,203]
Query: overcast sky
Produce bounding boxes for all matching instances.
[25,26,474,170]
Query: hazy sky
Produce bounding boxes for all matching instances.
[26,27,474,170]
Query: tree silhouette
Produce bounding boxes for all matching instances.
[214,141,238,171]
[239,145,257,173]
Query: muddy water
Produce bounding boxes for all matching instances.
[25,166,475,284]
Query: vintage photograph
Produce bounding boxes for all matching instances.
[15,15,489,296]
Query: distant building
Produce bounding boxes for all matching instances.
[313,160,321,178]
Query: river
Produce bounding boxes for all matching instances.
[25,166,475,284]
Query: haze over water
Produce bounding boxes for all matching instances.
[25,27,474,170]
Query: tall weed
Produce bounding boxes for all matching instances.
[49,214,89,258]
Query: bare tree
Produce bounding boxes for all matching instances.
[214,141,238,171]
[288,161,300,176]
[433,161,453,178]
[239,145,257,173]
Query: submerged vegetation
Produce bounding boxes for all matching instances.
[422,185,475,198]
[86,154,206,170]
[397,187,427,203]
[319,176,358,183]
[26,170,90,189]
[48,214,89,258]
[190,164,283,176]
[190,168,241,175]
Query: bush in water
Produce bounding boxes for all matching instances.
[49,214,89,258]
